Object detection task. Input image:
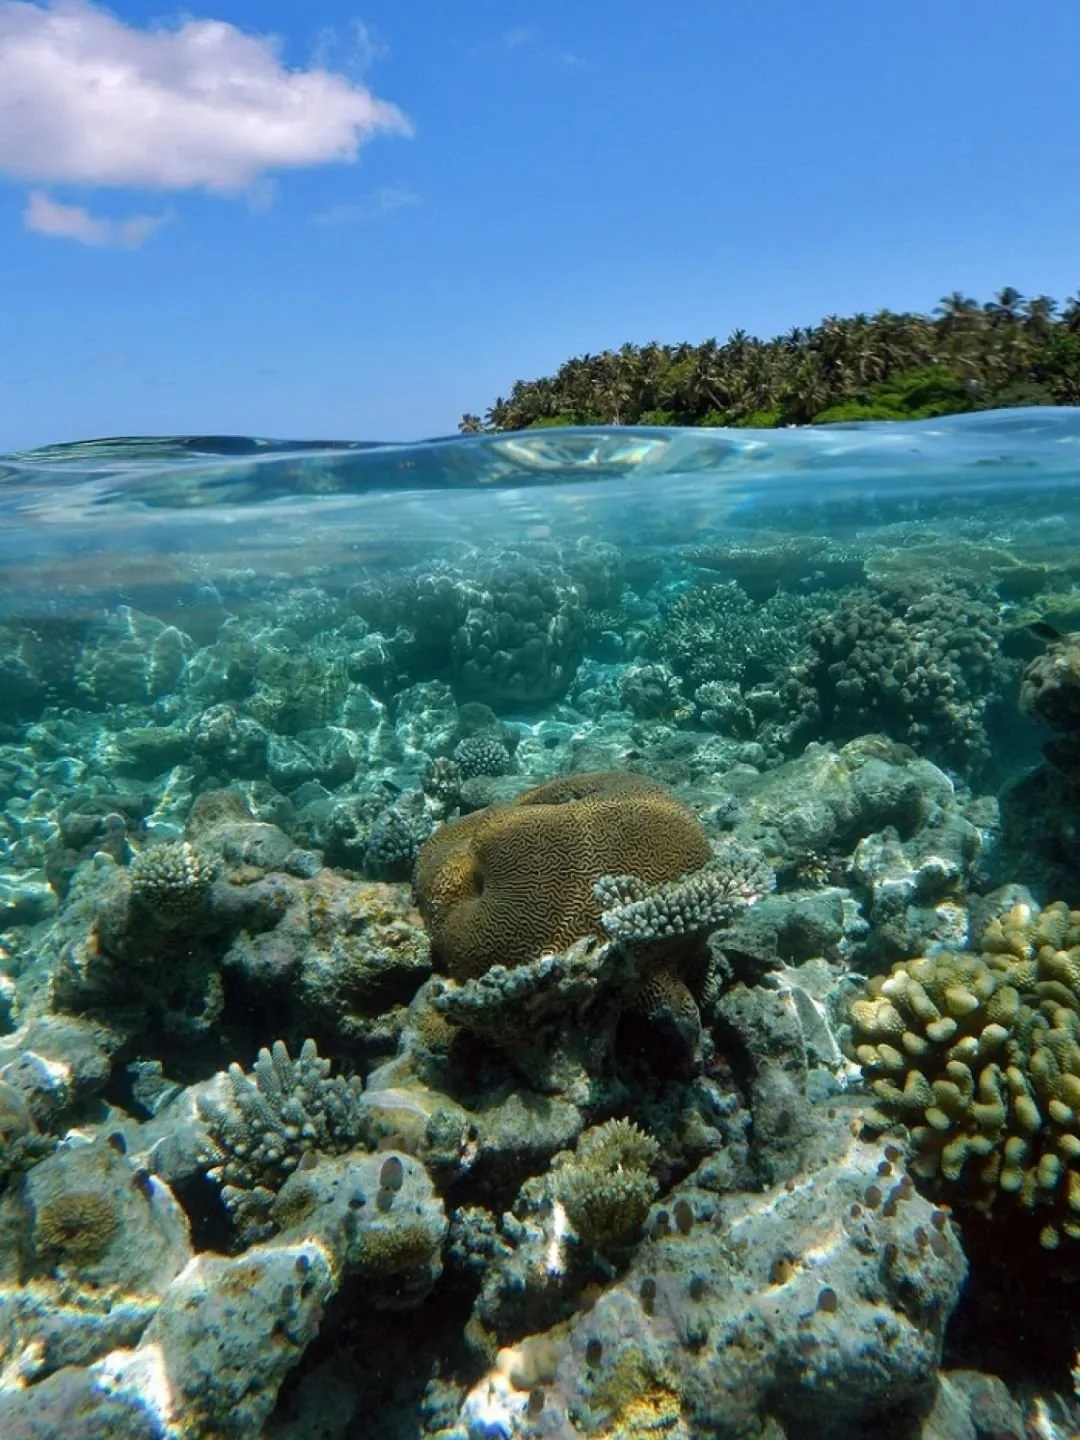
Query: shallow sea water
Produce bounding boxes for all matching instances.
[2,409,1080,1439]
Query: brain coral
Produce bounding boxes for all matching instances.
[413,771,712,981]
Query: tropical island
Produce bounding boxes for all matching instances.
[460,288,1080,432]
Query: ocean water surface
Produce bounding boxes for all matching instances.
[2,409,1080,1439]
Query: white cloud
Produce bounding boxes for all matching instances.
[311,185,419,226]
[24,189,166,246]
[369,185,420,216]
[0,1,412,194]
[503,25,536,48]
[499,24,584,67]
[311,19,387,76]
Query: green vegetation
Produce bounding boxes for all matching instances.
[460,289,1080,433]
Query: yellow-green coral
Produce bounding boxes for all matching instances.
[554,1119,660,1249]
[33,1189,121,1268]
[587,1346,682,1438]
[850,901,1080,1246]
[353,1220,437,1277]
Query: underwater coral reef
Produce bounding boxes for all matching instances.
[5,507,1080,1440]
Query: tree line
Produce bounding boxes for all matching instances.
[459,289,1080,433]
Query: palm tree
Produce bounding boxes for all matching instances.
[678,338,728,416]
[1062,294,1080,333]
[1023,295,1058,341]
[985,286,1024,327]
[935,292,980,323]
[469,287,1077,432]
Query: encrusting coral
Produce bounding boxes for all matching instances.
[413,771,712,980]
[849,900,1080,1247]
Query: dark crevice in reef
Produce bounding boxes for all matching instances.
[170,1169,235,1256]
[942,1213,1080,1388]
[270,1270,479,1436]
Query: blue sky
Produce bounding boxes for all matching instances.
[1,0,1079,449]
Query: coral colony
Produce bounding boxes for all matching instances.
[4,509,1080,1439]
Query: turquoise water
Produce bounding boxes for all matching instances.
[4,405,1080,611]
[2,409,1080,1439]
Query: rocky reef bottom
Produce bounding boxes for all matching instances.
[3,710,1080,1437]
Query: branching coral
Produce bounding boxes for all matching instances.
[652,582,823,690]
[453,735,512,778]
[196,1038,365,1247]
[850,901,1080,1246]
[1019,630,1080,734]
[616,663,688,722]
[553,1118,660,1249]
[594,842,774,944]
[363,791,436,880]
[129,840,214,920]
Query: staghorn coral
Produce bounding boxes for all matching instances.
[413,771,712,980]
[553,1118,660,1249]
[652,582,823,690]
[593,842,775,944]
[196,1037,365,1247]
[850,901,1080,1246]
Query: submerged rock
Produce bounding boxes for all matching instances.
[458,1113,966,1440]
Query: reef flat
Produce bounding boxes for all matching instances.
[3,512,1080,1439]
